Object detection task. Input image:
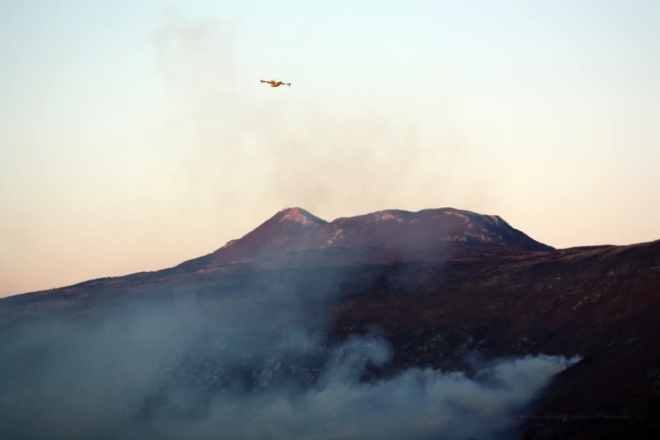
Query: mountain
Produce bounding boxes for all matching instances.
[180,207,552,269]
[1,208,659,440]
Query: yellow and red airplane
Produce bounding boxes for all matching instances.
[260,79,291,88]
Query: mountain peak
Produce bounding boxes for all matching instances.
[201,207,553,268]
[276,207,327,226]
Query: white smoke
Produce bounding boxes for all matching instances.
[0,291,579,440]
[172,351,578,440]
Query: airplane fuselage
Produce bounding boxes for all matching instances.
[260,79,290,88]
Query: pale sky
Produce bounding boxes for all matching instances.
[1,0,659,297]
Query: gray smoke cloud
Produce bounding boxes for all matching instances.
[0,277,579,440]
[174,351,576,440]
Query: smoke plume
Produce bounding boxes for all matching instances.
[0,279,578,440]
[151,12,493,217]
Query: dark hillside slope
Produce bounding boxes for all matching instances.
[1,209,658,439]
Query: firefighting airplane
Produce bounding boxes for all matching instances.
[260,79,291,88]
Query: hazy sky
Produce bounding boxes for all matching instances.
[1,0,659,297]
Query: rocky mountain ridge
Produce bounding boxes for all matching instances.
[180,207,552,270]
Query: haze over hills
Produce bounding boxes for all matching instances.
[1,207,659,440]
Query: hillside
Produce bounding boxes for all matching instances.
[1,208,659,439]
